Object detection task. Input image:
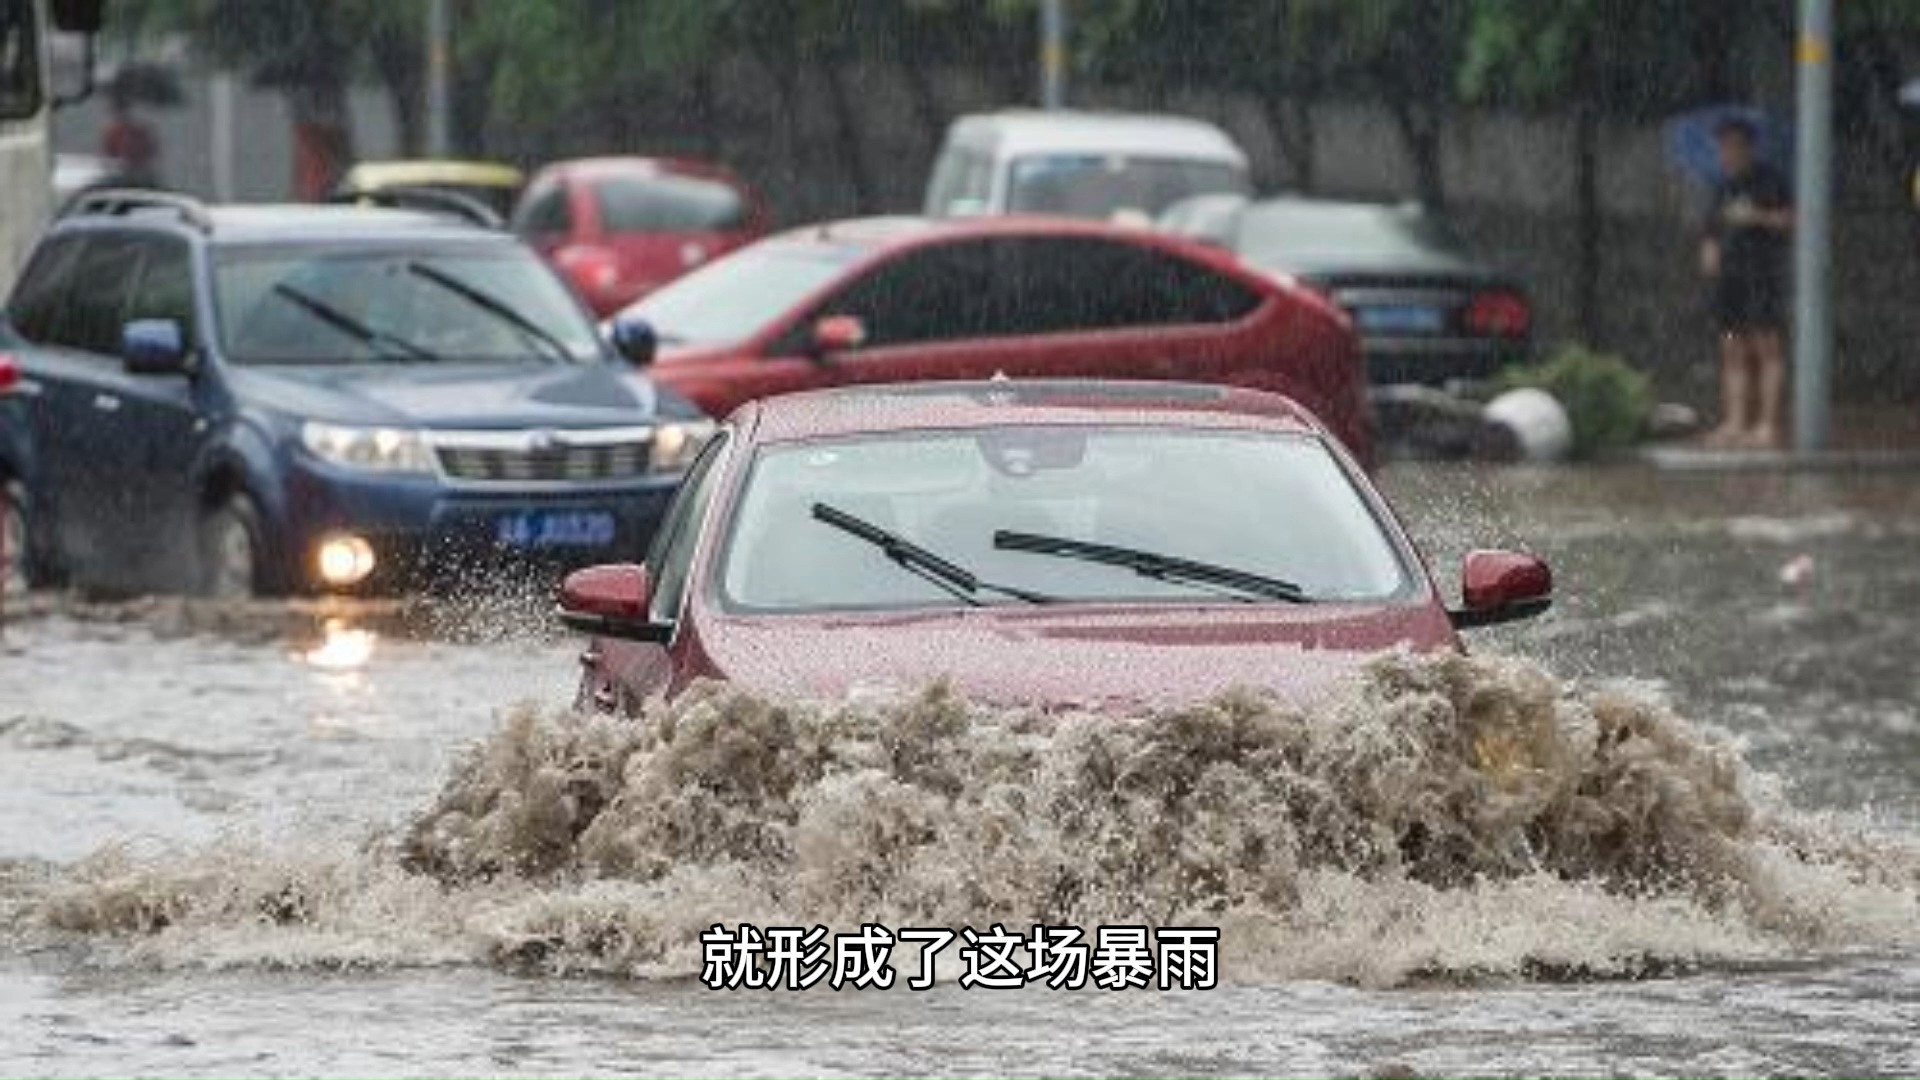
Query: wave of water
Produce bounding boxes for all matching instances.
[10,653,1918,988]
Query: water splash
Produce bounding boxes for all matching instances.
[16,653,1919,987]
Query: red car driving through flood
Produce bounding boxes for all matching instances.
[603,216,1374,464]
[557,380,1550,712]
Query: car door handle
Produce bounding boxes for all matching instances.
[92,393,121,412]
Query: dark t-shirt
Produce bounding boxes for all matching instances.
[1709,162,1791,281]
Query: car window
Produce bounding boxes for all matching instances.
[5,234,84,343]
[511,181,572,235]
[720,427,1411,613]
[990,237,1259,335]
[214,244,601,365]
[593,174,746,233]
[814,241,996,347]
[924,147,992,215]
[124,235,199,343]
[1005,154,1250,220]
[647,431,731,624]
[628,242,862,348]
[47,233,146,356]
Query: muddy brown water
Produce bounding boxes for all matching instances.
[0,462,1916,1078]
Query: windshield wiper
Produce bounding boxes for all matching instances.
[404,261,576,364]
[811,502,1056,606]
[270,283,444,363]
[994,530,1311,604]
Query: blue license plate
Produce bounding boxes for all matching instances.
[495,510,617,549]
[1355,304,1445,335]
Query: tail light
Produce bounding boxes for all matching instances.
[0,354,19,396]
[554,244,623,301]
[1464,290,1530,340]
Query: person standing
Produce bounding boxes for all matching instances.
[99,83,160,188]
[1699,117,1795,449]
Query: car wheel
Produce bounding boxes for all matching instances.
[199,494,266,599]
[2,480,29,601]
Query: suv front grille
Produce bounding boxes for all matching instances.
[432,427,653,484]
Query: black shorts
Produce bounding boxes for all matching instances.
[1713,273,1784,333]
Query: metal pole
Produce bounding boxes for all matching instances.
[1792,0,1832,453]
[426,0,451,157]
[1040,0,1066,110]
[209,70,237,201]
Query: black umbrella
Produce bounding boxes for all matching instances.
[106,61,184,108]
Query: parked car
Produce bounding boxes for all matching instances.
[335,159,527,221]
[1159,194,1532,387]
[924,109,1250,221]
[556,380,1551,711]
[512,156,769,318]
[607,215,1373,462]
[0,319,36,600]
[2,190,711,597]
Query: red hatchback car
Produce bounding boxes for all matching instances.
[557,380,1551,712]
[512,156,769,318]
[606,216,1374,462]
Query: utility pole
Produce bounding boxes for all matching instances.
[1040,0,1066,110]
[1792,0,1832,453]
[426,0,451,157]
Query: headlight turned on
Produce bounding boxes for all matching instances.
[300,422,436,473]
[650,419,717,472]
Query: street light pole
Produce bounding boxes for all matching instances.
[426,0,451,157]
[1792,0,1833,453]
[1040,0,1066,110]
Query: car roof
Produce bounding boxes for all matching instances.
[339,159,526,191]
[199,205,509,245]
[740,380,1324,444]
[766,213,1209,253]
[538,155,741,182]
[944,109,1248,167]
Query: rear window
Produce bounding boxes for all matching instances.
[593,174,747,233]
[1006,154,1249,220]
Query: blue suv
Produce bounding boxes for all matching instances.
[2,190,710,596]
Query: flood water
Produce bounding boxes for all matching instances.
[1,462,1916,1078]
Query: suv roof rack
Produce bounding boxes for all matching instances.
[328,185,503,230]
[62,188,214,232]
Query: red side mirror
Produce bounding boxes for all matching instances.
[0,354,18,396]
[811,314,867,355]
[1452,549,1553,629]
[557,563,671,642]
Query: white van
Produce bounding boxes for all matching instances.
[923,109,1251,222]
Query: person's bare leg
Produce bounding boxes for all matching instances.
[1751,329,1786,448]
[1708,331,1751,445]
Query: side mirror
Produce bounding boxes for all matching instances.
[810,314,867,357]
[122,319,193,376]
[0,352,19,396]
[1449,549,1552,629]
[51,0,106,33]
[608,315,657,368]
[557,563,672,643]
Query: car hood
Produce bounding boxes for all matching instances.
[689,602,1458,711]
[227,360,698,428]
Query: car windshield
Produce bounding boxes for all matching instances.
[625,242,859,347]
[214,245,601,365]
[720,426,1411,612]
[1006,154,1249,220]
[594,173,747,233]
[1238,203,1467,263]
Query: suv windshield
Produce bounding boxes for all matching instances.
[1006,154,1249,220]
[214,245,601,365]
[627,242,859,347]
[721,427,1411,612]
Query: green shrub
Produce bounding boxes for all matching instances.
[1495,344,1653,459]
